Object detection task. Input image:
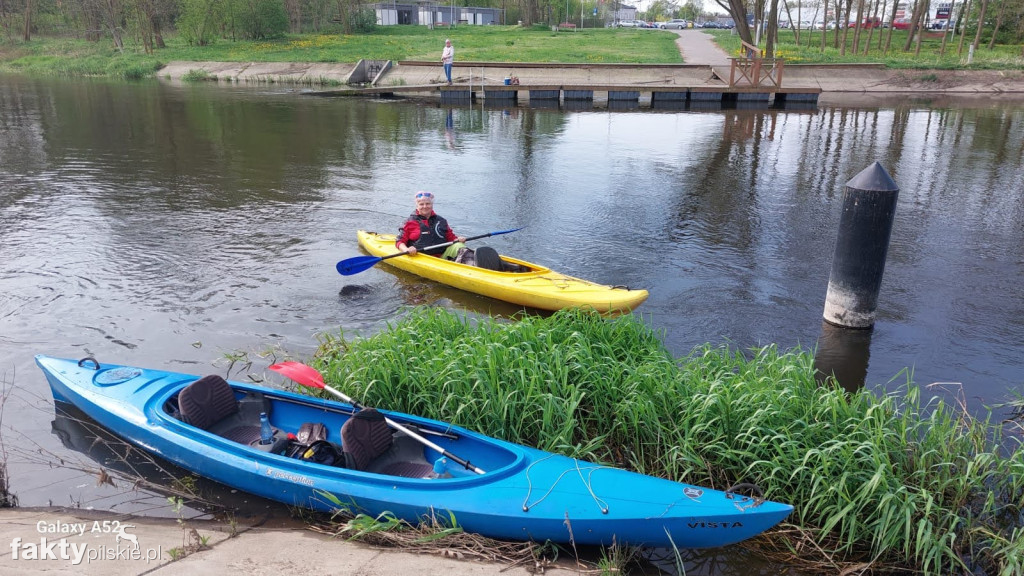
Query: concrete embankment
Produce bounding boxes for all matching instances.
[158,59,1024,101]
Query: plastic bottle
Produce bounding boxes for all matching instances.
[427,457,452,479]
[259,412,273,445]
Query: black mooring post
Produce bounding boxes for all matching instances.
[823,162,899,329]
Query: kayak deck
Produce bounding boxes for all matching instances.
[357,230,648,313]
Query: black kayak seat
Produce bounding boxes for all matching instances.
[178,375,275,445]
[340,408,434,478]
[474,246,530,273]
[474,246,504,271]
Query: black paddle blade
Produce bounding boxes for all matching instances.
[336,255,384,276]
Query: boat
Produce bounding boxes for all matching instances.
[356,230,649,314]
[36,355,793,548]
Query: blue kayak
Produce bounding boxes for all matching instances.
[36,355,793,548]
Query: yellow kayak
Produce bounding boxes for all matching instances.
[356,230,648,314]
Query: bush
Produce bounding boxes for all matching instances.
[178,0,222,46]
[351,9,377,34]
[236,0,290,40]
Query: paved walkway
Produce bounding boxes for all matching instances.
[0,507,565,575]
[672,29,732,66]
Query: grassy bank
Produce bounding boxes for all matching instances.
[0,26,680,79]
[309,308,1024,575]
[2,25,1021,80]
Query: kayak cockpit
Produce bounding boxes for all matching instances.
[159,374,508,481]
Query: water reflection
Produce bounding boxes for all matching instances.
[814,321,874,394]
[49,403,306,521]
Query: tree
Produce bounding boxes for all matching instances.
[23,0,32,40]
[235,0,287,39]
[972,0,990,51]
[128,0,172,52]
[768,0,781,56]
[987,0,1005,48]
[178,0,222,45]
[716,0,754,44]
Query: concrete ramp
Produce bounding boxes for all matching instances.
[159,61,357,84]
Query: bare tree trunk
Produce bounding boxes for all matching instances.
[957,0,973,55]
[723,0,755,45]
[765,0,779,57]
[851,0,865,52]
[987,0,1005,49]
[783,0,799,45]
[902,0,924,51]
[883,0,896,53]
[22,0,31,40]
[522,0,536,26]
[285,0,300,32]
[153,14,165,48]
[873,0,887,52]
[864,0,881,54]
[102,0,124,50]
[914,0,930,56]
[972,0,990,51]
[820,0,828,51]
[837,0,853,52]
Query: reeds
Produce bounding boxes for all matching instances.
[312,307,1023,574]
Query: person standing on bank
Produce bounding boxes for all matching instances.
[441,39,454,84]
[396,191,466,260]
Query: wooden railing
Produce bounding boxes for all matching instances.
[728,39,784,88]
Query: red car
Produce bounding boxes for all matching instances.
[892,18,912,30]
[849,17,882,28]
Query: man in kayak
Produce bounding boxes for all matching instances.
[396,191,467,260]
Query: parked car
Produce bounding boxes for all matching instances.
[849,16,882,28]
[892,18,912,30]
[660,19,688,29]
[616,20,641,28]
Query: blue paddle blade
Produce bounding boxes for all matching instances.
[336,255,383,276]
[485,227,523,237]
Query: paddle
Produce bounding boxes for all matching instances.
[268,361,486,475]
[336,227,523,276]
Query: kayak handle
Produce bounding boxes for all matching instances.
[78,357,100,370]
[725,483,765,505]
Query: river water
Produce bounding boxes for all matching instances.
[1,74,1023,572]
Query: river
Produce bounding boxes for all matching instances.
[1,74,1022,573]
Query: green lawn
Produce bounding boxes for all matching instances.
[1,24,1020,79]
[0,26,683,79]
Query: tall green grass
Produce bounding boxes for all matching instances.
[311,307,1024,574]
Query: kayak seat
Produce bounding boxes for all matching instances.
[475,246,530,273]
[341,409,434,478]
[178,375,276,445]
[474,247,503,271]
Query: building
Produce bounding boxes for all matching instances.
[371,2,504,26]
[613,4,638,23]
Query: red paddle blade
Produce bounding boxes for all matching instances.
[268,361,325,389]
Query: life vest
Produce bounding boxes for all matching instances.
[408,213,452,255]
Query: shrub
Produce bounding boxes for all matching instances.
[235,0,290,40]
